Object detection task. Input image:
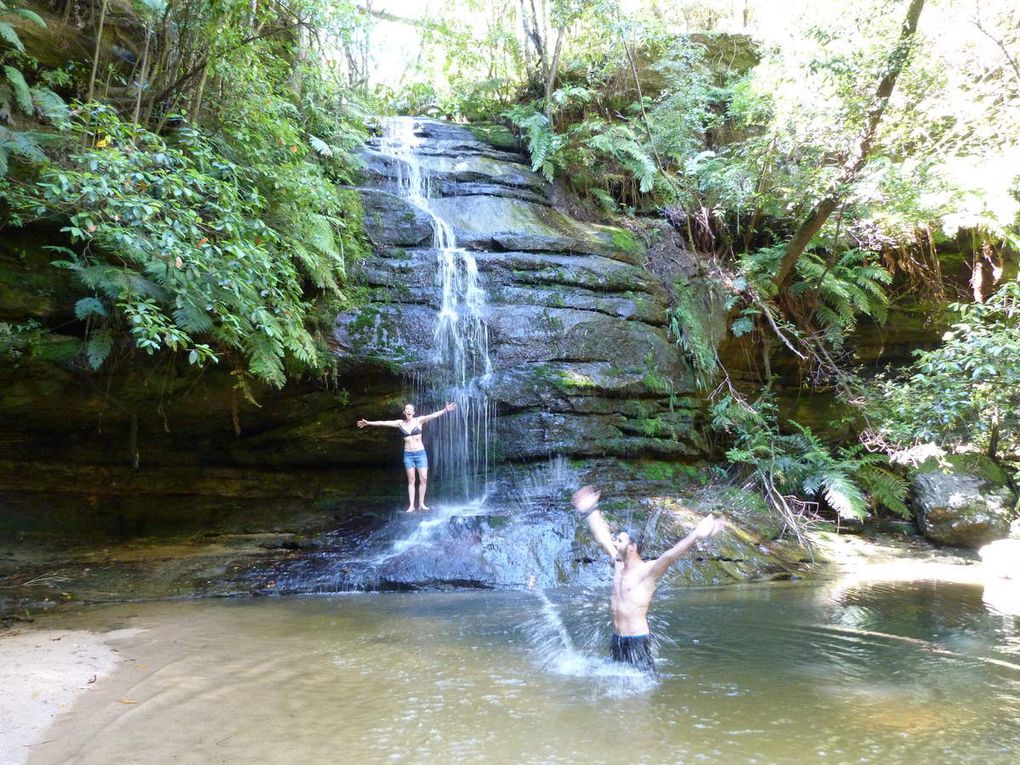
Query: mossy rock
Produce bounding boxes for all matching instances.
[465,123,519,151]
[909,454,1018,548]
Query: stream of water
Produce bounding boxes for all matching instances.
[21,579,1020,764]
[377,117,494,501]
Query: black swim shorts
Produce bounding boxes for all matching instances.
[610,633,655,672]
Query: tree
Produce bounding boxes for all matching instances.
[772,0,927,291]
[872,279,1020,460]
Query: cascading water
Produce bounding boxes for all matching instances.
[376,117,494,501]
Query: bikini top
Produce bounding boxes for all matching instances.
[399,423,422,439]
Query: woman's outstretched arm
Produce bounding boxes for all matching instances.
[357,418,402,428]
[419,402,458,423]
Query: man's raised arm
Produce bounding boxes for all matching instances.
[646,514,723,580]
[571,485,618,561]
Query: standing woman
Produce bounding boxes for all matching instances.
[357,402,458,512]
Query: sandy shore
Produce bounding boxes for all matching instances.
[0,629,121,765]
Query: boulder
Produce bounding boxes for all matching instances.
[909,454,1018,548]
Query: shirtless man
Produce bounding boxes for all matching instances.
[571,484,723,671]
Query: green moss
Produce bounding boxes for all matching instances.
[637,460,703,481]
[550,369,598,392]
[642,370,670,394]
[609,228,642,257]
[917,453,1010,485]
[466,124,519,151]
[334,188,371,264]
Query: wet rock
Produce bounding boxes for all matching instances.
[424,195,645,264]
[909,454,1019,548]
[360,189,434,247]
[378,490,802,591]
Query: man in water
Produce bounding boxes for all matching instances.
[571,485,724,671]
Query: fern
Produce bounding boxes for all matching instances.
[3,65,31,114]
[587,124,659,193]
[30,87,68,124]
[74,297,107,320]
[84,329,113,370]
[6,5,46,28]
[856,463,909,517]
[590,187,618,213]
[819,469,868,519]
[715,392,907,527]
[504,106,563,181]
[308,135,333,157]
[0,21,24,52]
[172,298,214,334]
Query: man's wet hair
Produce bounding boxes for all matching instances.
[625,529,645,556]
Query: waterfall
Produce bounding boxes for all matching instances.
[377,117,494,500]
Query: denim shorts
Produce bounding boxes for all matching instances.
[403,450,428,470]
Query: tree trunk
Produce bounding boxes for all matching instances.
[987,410,1000,460]
[86,0,111,103]
[543,26,565,123]
[772,0,926,291]
[189,61,210,122]
[132,30,152,125]
[519,0,547,90]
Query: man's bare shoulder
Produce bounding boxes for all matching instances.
[636,558,666,581]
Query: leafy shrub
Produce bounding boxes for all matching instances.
[873,278,1020,458]
[7,104,365,386]
[712,393,908,522]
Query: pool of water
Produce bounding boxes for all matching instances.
[23,579,1020,764]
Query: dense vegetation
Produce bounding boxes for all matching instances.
[2,0,370,387]
[2,0,1018,526]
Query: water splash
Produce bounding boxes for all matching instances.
[377,117,494,501]
[523,588,660,696]
[372,496,489,566]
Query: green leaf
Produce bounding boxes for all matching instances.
[10,8,47,28]
[308,135,333,157]
[74,297,107,320]
[30,87,68,123]
[820,471,868,520]
[84,330,113,370]
[0,21,25,53]
[3,65,32,114]
[730,316,754,337]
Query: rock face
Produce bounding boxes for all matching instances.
[255,467,808,593]
[339,119,701,461]
[909,454,1019,548]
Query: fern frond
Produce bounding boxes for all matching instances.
[74,296,107,320]
[0,21,24,52]
[819,470,868,519]
[309,135,333,157]
[84,329,113,370]
[30,87,68,123]
[3,65,32,114]
[9,8,47,27]
[856,464,909,517]
[172,299,214,333]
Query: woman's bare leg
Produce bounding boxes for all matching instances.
[405,468,416,512]
[417,467,430,510]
